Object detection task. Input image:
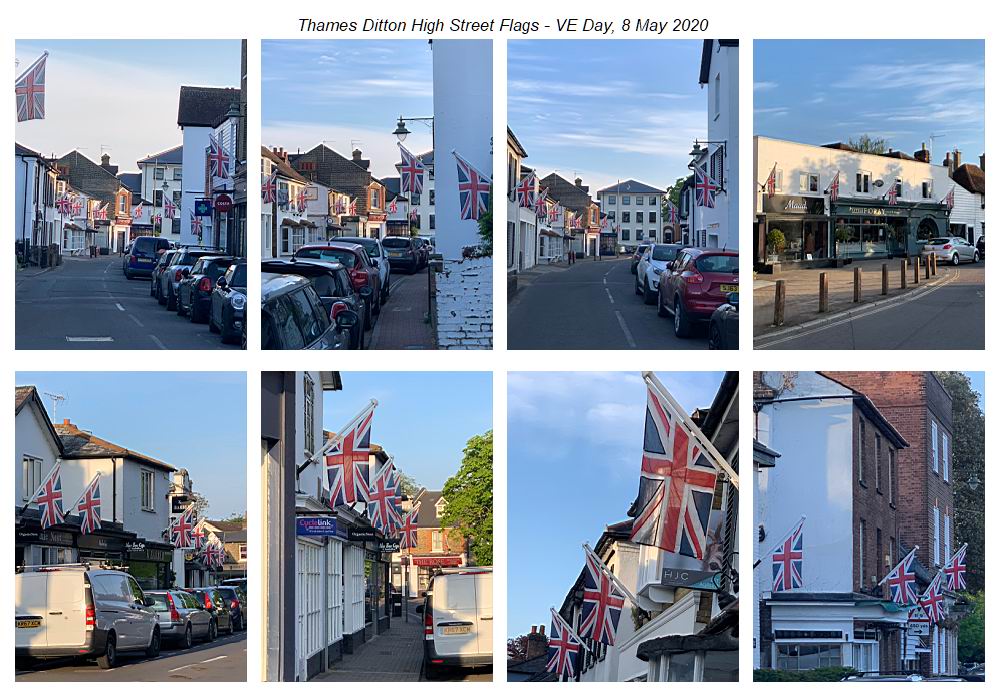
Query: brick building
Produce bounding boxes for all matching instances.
[289,145,387,239]
[56,151,132,253]
[392,488,467,597]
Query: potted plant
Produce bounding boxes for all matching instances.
[766,228,786,262]
[835,225,853,259]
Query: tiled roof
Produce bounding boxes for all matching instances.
[953,163,985,195]
[55,151,125,201]
[54,421,175,471]
[118,172,142,193]
[138,145,183,165]
[288,144,376,211]
[413,489,446,528]
[262,146,308,184]
[177,86,240,128]
[15,385,34,413]
[207,519,247,532]
[539,172,593,212]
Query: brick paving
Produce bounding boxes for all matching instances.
[311,611,424,682]
[753,257,956,336]
[370,268,436,350]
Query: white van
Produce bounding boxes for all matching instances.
[15,565,161,669]
[420,567,492,677]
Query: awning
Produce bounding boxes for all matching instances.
[410,556,463,567]
[300,219,317,228]
[280,217,301,227]
[64,222,83,231]
[637,609,738,661]
[539,229,561,238]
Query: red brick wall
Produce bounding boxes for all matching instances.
[406,527,465,556]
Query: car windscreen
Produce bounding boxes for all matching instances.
[928,238,951,245]
[146,593,170,611]
[381,238,412,249]
[696,255,738,274]
[336,238,379,256]
[651,246,680,261]
[205,260,233,278]
[296,248,356,267]
[226,263,247,287]
[133,238,157,255]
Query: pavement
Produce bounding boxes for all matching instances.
[370,265,436,350]
[16,256,238,350]
[16,631,247,682]
[508,257,708,349]
[755,259,984,350]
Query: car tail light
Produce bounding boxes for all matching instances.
[198,277,213,293]
[349,269,367,288]
[943,244,952,250]
[424,607,434,638]
[169,597,181,623]
[330,301,348,321]
[85,604,96,630]
[230,599,239,610]
[174,269,184,282]
[130,255,137,264]
[682,263,704,284]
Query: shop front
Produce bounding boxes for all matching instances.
[15,523,78,568]
[411,554,464,596]
[755,194,828,266]
[124,539,175,590]
[831,199,948,260]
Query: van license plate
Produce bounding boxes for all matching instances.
[16,619,41,629]
[442,625,472,635]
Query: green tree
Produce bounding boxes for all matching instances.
[441,430,493,565]
[396,471,423,499]
[957,590,985,663]
[847,134,889,154]
[663,176,688,214]
[477,194,493,256]
[934,372,985,592]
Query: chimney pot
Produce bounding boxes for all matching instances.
[101,154,110,166]
[353,149,363,161]
[954,150,962,167]
[530,625,537,634]
[574,177,583,187]
[539,624,545,635]
[979,154,985,171]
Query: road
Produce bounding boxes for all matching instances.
[756,263,985,350]
[16,632,247,682]
[508,257,708,349]
[16,256,237,350]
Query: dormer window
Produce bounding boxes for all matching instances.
[435,498,447,518]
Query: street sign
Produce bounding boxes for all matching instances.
[378,541,401,553]
[215,194,233,213]
[346,526,384,542]
[194,199,213,217]
[908,621,930,636]
[660,567,722,590]
[296,517,338,537]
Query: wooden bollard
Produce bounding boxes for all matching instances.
[773,279,785,327]
[924,255,931,279]
[881,264,888,295]
[819,272,829,312]
[900,258,907,289]
[913,257,920,284]
[853,267,862,303]
[931,254,937,275]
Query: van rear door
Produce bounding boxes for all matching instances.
[431,573,478,659]
[42,570,88,649]
[15,572,48,650]
[475,572,493,658]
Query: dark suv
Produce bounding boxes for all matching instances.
[125,236,173,279]
[261,272,357,350]
[381,236,423,274]
[294,243,382,329]
[177,255,239,323]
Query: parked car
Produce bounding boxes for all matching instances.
[657,248,739,338]
[708,292,739,350]
[330,236,391,305]
[209,261,248,344]
[261,272,357,350]
[923,237,980,265]
[381,236,424,274]
[15,565,160,670]
[221,578,248,599]
[151,249,180,299]
[146,590,215,648]
[419,567,492,679]
[976,235,985,260]
[417,237,435,255]
[184,587,234,636]
[261,258,371,349]
[177,255,239,323]
[294,243,382,329]
[159,247,222,310]
[124,236,173,279]
[214,586,246,632]
[630,244,651,274]
[635,244,684,304]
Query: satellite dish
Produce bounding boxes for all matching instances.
[874,179,884,188]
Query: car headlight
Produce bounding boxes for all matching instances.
[230,293,246,311]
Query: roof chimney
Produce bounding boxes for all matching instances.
[914,142,930,163]
[574,177,583,187]
[954,150,962,168]
[943,152,953,176]
[980,154,985,172]
[352,149,363,161]
[525,624,548,660]
[100,154,111,167]
[530,625,537,634]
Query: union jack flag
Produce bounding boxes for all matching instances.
[880,546,919,605]
[190,213,203,237]
[16,52,47,122]
[765,163,777,198]
[367,462,403,535]
[31,462,65,530]
[516,173,536,208]
[210,540,226,568]
[630,384,719,558]
[296,188,307,212]
[71,198,83,216]
[397,143,425,194]
[208,132,230,178]
[325,402,375,508]
[56,195,73,215]
[349,198,357,216]
[387,197,398,214]
[400,503,420,549]
[771,521,804,592]
[668,202,678,225]
[191,526,206,552]
[170,506,195,548]
[132,203,143,219]
[73,474,102,535]
[153,214,162,225]
[262,169,277,204]
[546,611,580,681]
[535,187,549,218]
[885,181,899,205]
[942,186,955,210]
[694,165,719,208]
[163,196,177,218]
[918,572,946,624]
[579,547,626,645]
[454,151,491,221]
[943,543,968,592]
[827,171,840,203]
[92,203,108,221]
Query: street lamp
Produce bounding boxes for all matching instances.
[392,115,434,146]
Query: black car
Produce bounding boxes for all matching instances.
[261,272,357,350]
[330,236,391,305]
[261,258,372,349]
[976,235,985,260]
[209,261,248,345]
[213,587,245,632]
[184,588,234,635]
[177,255,240,323]
[708,292,739,350]
[381,236,423,274]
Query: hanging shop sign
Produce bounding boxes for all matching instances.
[215,194,233,213]
[296,517,339,537]
[660,567,722,590]
[194,199,214,217]
[762,195,826,216]
[346,526,383,543]
[411,556,463,567]
[378,540,401,554]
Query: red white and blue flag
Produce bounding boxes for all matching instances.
[885,181,899,205]
[546,610,581,681]
[668,202,678,225]
[208,132,230,179]
[325,401,375,508]
[56,195,73,215]
[31,462,65,530]
[827,171,840,202]
[397,143,425,194]
[367,461,403,535]
[191,526,206,552]
[163,197,177,219]
[73,474,102,536]
[190,213,203,237]
[92,203,108,221]
[133,203,144,219]
[942,186,955,210]
[579,547,626,645]
[765,163,777,198]
[630,381,720,558]
[349,198,357,216]
[400,503,420,549]
[296,188,307,212]
[387,197,398,214]
[771,520,804,592]
[454,151,491,221]
[262,169,277,204]
[535,187,549,218]
[918,571,946,624]
[879,546,919,605]
[170,506,195,549]
[516,173,536,208]
[16,52,47,122]
[694,165,719,208]
[943,543,968,592]
[71,198,83,216]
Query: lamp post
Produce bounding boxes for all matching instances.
[392,116,435,239]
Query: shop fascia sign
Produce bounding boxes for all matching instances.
[296,517,339,537]
[844,205,905,217]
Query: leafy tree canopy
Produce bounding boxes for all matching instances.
[441,430,493,565]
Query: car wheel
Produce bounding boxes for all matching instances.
[166,289,177,311]
[634,275,642,296]
[125,271,133,280]
[208,309,219,333]
[189,302,201,323]
[708,321,723,350]
[424,660,441,680]
[145,627,161,658]
[97,633,117,669]
[209,620,217,642]
[673,296,693,338]
[973,250,980,263]
[221,317,237,345]
[158,286,167,305]
[177,297,187,316]
[657,289,669,318]
[182,624,193,649]
[642,277,656,305]
[952,253,960,266]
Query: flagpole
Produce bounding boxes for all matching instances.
[875,545,919,587]
[752,515,806,568]
[18,459,62,516]
[581,543,642,609]
[15,51,48,84]
[641,371,739,489]
[298,398,378,476]
[549,607,587,647]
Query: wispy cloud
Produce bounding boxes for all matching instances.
[754,81,778,91]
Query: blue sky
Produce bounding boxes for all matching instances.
[15,40,241,171]
[262,40,434,180]
[507,371,725,636]
[508,40,706,193]
[15,372,247,519]
[326,372,492,490]
[754,40,985,159]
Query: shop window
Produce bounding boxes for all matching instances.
[667,651,696,681]
[702,650,738,681]
[776,643,843,671]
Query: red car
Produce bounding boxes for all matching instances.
[657,248,738,338]
[294,243,382,330]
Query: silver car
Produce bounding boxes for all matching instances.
[158,247,223,310]
[923,237,980,265]
[146,590,216,648]
[635,244,685,305]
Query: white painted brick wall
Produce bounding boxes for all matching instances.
[435,257,493,350]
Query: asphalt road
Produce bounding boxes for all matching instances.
[756,262,985,350]
[16,631,247,682]
[16,256,238,350]
[508,257,708,349]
